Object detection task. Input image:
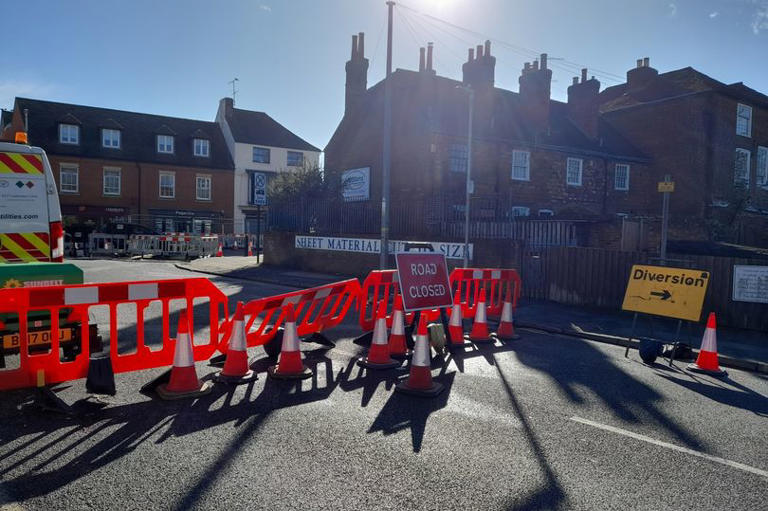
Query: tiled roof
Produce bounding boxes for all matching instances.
[15,97,234,169]
[226,108,320,152]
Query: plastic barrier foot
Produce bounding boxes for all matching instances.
[357,357,400,370]
[140,369,171,395]
[36,387,76,415]
[208,353,227,367]
[86,352,116,396]
[465,333,495,344]
[304,332,336,348]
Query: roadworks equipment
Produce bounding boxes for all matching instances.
[216,242,223,257]
[157,311,213,400]
[358,300,399,369]
[215,301,257,384]
[396,314,444,397]
[687,312,727,378]
[494,286,520,341]
[388,292,410,358]
[448,290,471,348]
[268,303,312,380]
[467,288,493,343]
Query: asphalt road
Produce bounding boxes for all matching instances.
[1,260,767,510]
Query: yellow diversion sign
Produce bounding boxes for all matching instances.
[622,265,710,321]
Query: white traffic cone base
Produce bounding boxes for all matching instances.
[686,363,727,378]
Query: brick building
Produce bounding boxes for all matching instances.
[599,59,768,246]
[325,34,650,237]
[1,98,234,233]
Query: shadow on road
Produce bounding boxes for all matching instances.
[656,372,768,417]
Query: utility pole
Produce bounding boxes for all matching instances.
[456,85,474,268]
[380,0,395,269]
[660,174,672,265]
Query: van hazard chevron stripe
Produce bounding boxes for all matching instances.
[0,232,50,262]
[0,152,43,174]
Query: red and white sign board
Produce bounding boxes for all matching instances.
[395,252,453,312]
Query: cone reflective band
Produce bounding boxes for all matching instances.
[359,300,399,369]
[495,286,520,341]
[217,302,257,383]
[396,314,444,397]
[468,288,492,343]
[687,312,727,378]
[157,310,213,400]
[216,242,223,257]
[448,290,469,346]
[268,303,312,379]
[388,293,410,358]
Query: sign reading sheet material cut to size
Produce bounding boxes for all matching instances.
[622,264,710,321]
[395,252,453,312]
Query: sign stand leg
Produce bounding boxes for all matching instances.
[625,312,638,358]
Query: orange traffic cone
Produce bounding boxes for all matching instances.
[494,286,520,341]
[388,293,410,358]
[396,314,444,397]
[468,288,493,343]
[215,302,258,384]
[268,303,312,380]
[448,290,471,347]
[359,300,400,369]
[247,240,254,257]
[157,311,213,400]
[216,242,223,257]
[687,313,727,378]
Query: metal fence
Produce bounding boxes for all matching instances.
[266,195,589,246]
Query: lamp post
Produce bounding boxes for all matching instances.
[456,84,474,268]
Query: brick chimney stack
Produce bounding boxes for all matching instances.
[518,53,553,134]
[419,43,436,75]
[626,56,658,91]
[462,40,495,89]
[345,32,369,116]
[567,68,601,139]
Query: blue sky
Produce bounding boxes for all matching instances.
[2,0,767,150]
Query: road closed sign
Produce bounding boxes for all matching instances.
[622,265,710,321]
[395,252,453,312]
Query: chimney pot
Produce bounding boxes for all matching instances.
[419,47,425,72]
[427,42,433,71]
[476,44,483,58]
[572,77,579,85]
[484,40,491,56]
[636,58,643,68]
[643,57,650,67]
[532,60,539,71]
[524,62,530,72]
[358,32,365,56]
[351,35,358,59]
[468,48,474,61]
[581,68,587,83]
[540,53,547,70]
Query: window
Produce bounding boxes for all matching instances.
[511,150,530,181]
[59,124,79,144]
[736,104,752,137]
[196,175,212,200]
[194,138,210,157]
[510,206,530,217]
[159,171,175,198]
[287,150,304,167]
[538,209,554,217]
[566,157,583,186]
[252,147,270,163]
[102,129,121,148]
[59,164,78,193]
[103,167,121,196]
[614,164,630,190]
[757,146,768,187]
[449,143,468,173]
[734,148,751,185]
[157,135,174,154]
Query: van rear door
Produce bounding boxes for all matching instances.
[0,147,55,262]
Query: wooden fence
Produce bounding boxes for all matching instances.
[517,246,768,331]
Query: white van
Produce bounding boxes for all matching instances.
[0,139,64,263]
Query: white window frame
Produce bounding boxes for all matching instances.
[194,138,210,157]
[196,174,212,201]
[734,148,751,185]
[614,164,630,191]
[59,164,79,193]
[736,103,752,138]
[757,146,768,188]
[102,128,121,149]
[511,150,530,181]
[566,157,583,186]
[252,146,270,163]
[510,206,531,217]
[157,134,175,154]
[287,150,304,167]
[59,124,79,145]
[102,167,121,196]
[538,209,554,217]
[159,171,176,198]
[449,143,468,173]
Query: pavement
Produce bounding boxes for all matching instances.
[1,259,767,510]
[176,256,768,374]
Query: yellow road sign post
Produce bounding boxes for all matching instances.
[622,265,710,321]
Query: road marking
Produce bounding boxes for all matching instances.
[570,416,768,479]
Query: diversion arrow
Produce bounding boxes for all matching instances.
[650,290,672,300]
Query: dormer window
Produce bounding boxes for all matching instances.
[193,138,210,157]
[102,128,121,148]
[59,124,79,145]
[157,134,174,154]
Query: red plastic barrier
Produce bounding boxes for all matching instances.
[450,268,521,318]
[0,278,227,391]
[358,270,418,332]
[225,279,361,349]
